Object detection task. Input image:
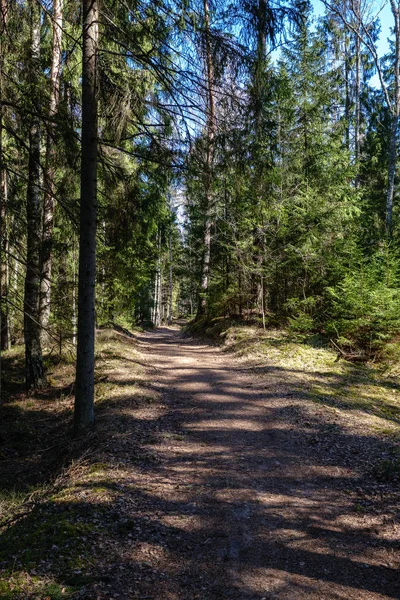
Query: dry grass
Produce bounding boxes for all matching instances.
[0,328,155,599]
[220,325,400,439]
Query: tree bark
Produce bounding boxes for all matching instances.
[386,115,398,236]
[24,0,46,389]
[152,228,161,326]
[344,32,350,152]
[72,235,77,346]
[255,0,267,138]
[0,164,9,351]
[197,0,215,317]
[354,0,361,165]
[40,0,63,343]
[0,0,9,351]
[253,0,267,314]
[74,0,98,433]
[386,0,400,236]
[168,231,173,324]
[10,249,18,342]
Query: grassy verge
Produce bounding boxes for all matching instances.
[187,317,400,442]
[0,328,156,599]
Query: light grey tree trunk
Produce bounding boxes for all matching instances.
[168,232,173,324]
[153,229,161,326]
[344,32,350,151]
[24,0,46,389]
[152,275,157,324]
[74,0,98,433]
[40,0,63,343]
[386,0,400,236]
[197,0,215,317]
[386,116,398,236]
[354,0,361,165]
[324,0,400,235]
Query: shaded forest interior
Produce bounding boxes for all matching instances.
[1,0,400,597]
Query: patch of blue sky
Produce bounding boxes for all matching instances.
[311,0,393,88]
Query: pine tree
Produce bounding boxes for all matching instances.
[74,0,99,433]
[24,0,46,389]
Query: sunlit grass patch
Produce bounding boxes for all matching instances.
[215,324,400,432]
[0,326,148,598]
[0,573,75,599]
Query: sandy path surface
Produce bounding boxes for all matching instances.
[127,326,399,600]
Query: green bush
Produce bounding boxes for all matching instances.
[288,312,315,333]
[325,248,400,352]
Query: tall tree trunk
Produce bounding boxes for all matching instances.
[153,228,161,326]
[40,0,63,343]
[197,0,215,317]
[354,0,361,165]
[74,0,98,433]
[344,32,350,152]
[168,231,173,324]
[386,115,398,236]
[0,0,9,351]
[386,0,400,236]
[10,249,19,342]
[253,0,267,313]
[72,235,77,346]
[24,0,46,389]
[255,0,266,139]
[0,166,9,351]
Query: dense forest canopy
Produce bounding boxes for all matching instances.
[1,0,400,428]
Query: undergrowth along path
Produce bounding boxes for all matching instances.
[134,325,400,600]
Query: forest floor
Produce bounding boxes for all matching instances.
[0,323,400,599]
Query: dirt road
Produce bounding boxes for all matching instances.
[125,326,399,600]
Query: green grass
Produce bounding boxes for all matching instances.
[190,319,400,432]
[0,327,147,600]
[0,575,75,599]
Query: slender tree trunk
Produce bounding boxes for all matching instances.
[74,0,98,433]
[238,268,243,317]
[354,0,361,165]
[260,275,266,330]
[253,0,267,313]
[161,274,165,323]
[24,0,46,389]
[344,33,350,152]
[157,236,162,325]
[168,231,173,324]
[152,274,157,323]
[197,0,215,317]
[40,0,63,343]
[10,249,18,342]
[255,0,266,138]
[386,0,400,236]
[0,168,9,351]
[72,236,77,346]
[153,229,161,326]
[0,0,9,351]
[386,115,398,236]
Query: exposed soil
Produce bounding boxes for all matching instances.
[101,325,399,600]
[1,325,399,599]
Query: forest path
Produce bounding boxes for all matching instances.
[128,325,399,600]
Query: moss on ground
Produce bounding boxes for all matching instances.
[187,318,400,436]
[0,327,146,599]
[227,325,400,429]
